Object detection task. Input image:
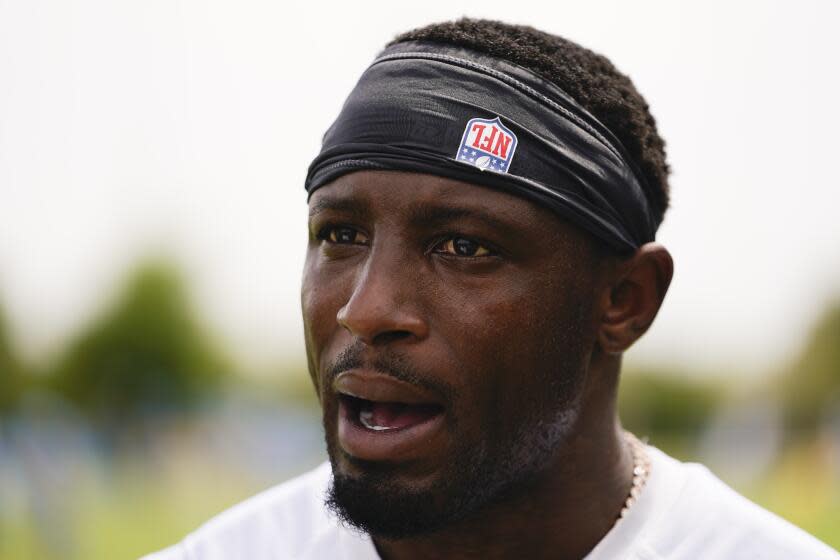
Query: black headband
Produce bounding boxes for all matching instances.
[305,41,659,251]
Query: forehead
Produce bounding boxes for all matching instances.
[307,170,567,233]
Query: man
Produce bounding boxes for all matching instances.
[146,18,839,560]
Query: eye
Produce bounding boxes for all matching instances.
[434,236,493,257]
[318,225,369,245]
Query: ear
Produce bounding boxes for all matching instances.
[598,243,673,354]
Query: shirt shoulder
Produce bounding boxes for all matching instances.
[141,462,378,560]
[639,449,839,560]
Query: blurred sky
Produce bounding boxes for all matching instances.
[1,0,839,375]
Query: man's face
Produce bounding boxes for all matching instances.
[301,170,604,538]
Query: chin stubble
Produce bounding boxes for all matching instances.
[323,375,585,540]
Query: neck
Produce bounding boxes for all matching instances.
[373,357,632,560]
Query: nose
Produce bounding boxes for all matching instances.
[336,247,429,346]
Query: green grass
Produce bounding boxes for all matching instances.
[739,441,840,550]
[1,461,273,560]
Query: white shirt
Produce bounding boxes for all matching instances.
[143,446,839,559]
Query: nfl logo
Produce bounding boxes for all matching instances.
[455,116,518,173]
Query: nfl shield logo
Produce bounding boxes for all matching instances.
[455,116,518,173]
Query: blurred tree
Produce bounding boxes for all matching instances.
[51,259,230,429]
[618,369,725,445]
[0,303,23,414]
[778,302,840,435]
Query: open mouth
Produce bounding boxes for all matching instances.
[332,369,449,461]
[340,394,444,432]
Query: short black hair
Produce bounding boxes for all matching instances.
[389,18,670,226]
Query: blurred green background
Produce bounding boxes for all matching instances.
[0,258,838,559]
[3,1,839,558]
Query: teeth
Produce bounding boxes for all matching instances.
[359,409,394,431]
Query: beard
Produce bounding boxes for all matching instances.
[325,405,582,540]
[319,324,589,540]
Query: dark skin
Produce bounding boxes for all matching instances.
[301,170,673,559]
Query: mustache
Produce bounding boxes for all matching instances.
[324,340,457,407]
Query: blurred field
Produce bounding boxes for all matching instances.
[1,260,838,559]
[0,394,327,560]
[1,418,837,560]
[1,458,266,560]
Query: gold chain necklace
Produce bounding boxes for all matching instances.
[617,431,651,521]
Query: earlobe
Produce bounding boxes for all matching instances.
[598,243,673,354]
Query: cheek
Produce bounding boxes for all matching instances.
[438,271,563,359]
[438,271,594,431]
[301,249,355,328]
[432,278,537,404]
[301,254,352,394]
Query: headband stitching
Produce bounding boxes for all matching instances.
[371,52,623,161]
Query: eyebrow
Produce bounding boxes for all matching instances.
[309,195,520,235]
[405,203,518,235]
[308,196,370,220]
